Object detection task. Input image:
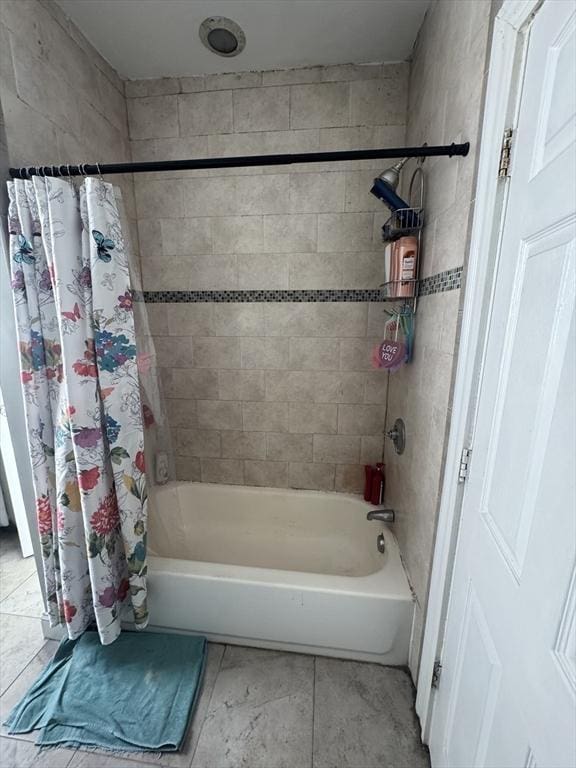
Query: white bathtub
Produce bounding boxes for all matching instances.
[144,482,414,665]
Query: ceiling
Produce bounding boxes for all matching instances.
[55,0,430,80]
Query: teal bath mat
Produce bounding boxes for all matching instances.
[4,630,206,753]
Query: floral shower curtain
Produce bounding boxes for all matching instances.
[7,176,148,645]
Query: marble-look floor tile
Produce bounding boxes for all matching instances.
[0,640,59,741]
[0,735,75,767]
[313,658,430,768]
[69,750,154,767]
[0,615,46,695]
[0,556,37,601]
[1,573,45,618]
[191,646,313,768]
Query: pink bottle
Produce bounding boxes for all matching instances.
[392,236,418,297]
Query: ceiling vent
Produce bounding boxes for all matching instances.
[199,17,246,57]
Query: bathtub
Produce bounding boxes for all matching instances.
[144,482,414,665]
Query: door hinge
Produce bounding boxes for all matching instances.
[458,447,471,483]
[432,660,442,689]
[498,129,513,178]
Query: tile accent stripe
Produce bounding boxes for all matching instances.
[141,267,463,303]
[418,266,463,296]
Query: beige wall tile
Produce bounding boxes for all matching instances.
[243,402,289,432]
[175,457,201,481]
[145,304,168,335]
[313,435,360,464]
[237,254,290,289]
[233,86,289,132]
[135,179,184,219]
[169,369,218,400]
[289,338,340,371]
[264,303,367,338]
[317,213,375,252]
[213,303,265,337]
[335,464,364,494]
[290,83,350,129]
[182,177,238,217]
[212,216,264,254]
[289,462,335,491]
[167,304,213,336]
[131,136,209,163]
[141,255,194,290]
[313,371,365,403]
[153,336,194,368]
[364,370,389,404]
[179,90,233,135]
[235,176,290,215]
[186,255,238,290]
[265,371,316,402]
[244,460,288,488]
[125,78,181,98]
[289,403,337,435]
[221,431,266,460]
[289,173,346,213]
[160,218,212,255]
[321,63,382,82]
[266,433,313,462]
[340,252,384,288]
[175,428,221,458]
[262,67,322,86]
[288,253,342,289]
[350,79,407,126]
[339,338,380,371]
[241,337,289,369]
[263,214,317,253]
[127,95,178,139]
[194,337,240,369]
[180,75,206,93]
[360,435,384,465]
[166,398,197,428]
[201,458,244,485]
[205,71,262,91]
[197,400,242,430]
[337,404,386,435]
[218,370,266,401]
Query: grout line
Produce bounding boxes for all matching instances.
[187,644,228,768]
[311,655,316,768]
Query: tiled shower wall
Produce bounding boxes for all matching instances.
[385,0,493,677]
[127,63,409,491]
[0,0,135,215]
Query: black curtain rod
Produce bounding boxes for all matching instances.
[9,142,469,179]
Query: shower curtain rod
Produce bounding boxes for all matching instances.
[8,142,469,179]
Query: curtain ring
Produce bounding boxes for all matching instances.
[96,163,104,182]
[66,165,72,178]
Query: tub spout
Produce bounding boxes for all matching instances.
[367,509,395,523]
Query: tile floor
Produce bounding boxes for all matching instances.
[0,529,430,768]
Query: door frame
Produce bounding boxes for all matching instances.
[415,0,543,741]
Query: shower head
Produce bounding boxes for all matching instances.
[370,157,410,213]
[376,158,409,191]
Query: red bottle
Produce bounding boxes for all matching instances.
[364,465,374,501]
[370,463,385,505]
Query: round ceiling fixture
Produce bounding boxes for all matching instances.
[199,17,246,57]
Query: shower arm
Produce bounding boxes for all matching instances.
[9,142,469,179]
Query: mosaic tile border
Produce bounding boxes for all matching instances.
[418,266,463,296]
[141,267,463,303]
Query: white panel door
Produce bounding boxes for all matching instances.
[429,2,576,767]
